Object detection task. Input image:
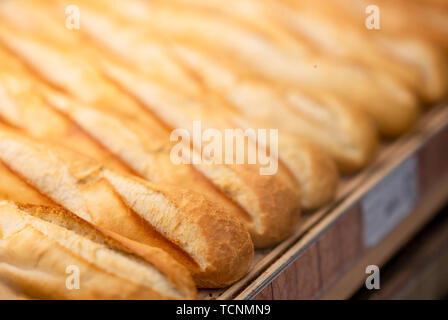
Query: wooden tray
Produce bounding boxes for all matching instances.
[199,103,448,300]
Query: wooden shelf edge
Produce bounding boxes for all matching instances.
[320,175,448,299]
[217,105,448,300]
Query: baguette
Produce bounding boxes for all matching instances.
[166,42,377,172]
[6,0,416,138]
[89,0,419,137]
[0,45,248,220]
[103,59,334,205]
[61,3,340,183]
[59,3,370,174]
[40,87,301,245]
[0,17,302,247]
[0,201,196,299]
[0,127,254,288]
[265,0,448,103]
[0,51,132,175]
[165,0,426,97]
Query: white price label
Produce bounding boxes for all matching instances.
[361,155,418,248]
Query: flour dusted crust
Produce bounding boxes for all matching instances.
[0,25,303,248]
[0,127,253,288]
[0,201,197,299]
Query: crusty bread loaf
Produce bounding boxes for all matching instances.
[0,51,132,175]
[52,2,362,175]
[274,0,448,103]
[44,0,374,163]
[163,42,377,172]
[164,0,421,98]
[0,201,197,299]
[90,0,419,137]
[0,127,254,288]
[186,0,446,103]
[0,16,302,247]
[78,0,426,137]
[0,45,251,226]
[48,0,415,138]
[0,43,300,247]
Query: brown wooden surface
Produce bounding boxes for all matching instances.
[254,206,364,300]
[355,210,448,300]
[254,175,448,300]
[320,175,448,299]
[418,125,448,197]
[255,205,363,300]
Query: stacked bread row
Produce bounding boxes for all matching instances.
[0,0,447,299]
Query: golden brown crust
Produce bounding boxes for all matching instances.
[0,127,254,288]
[310,0,448,102]
[227,163,301,247]
[0,201,197,299]
[164,40,378,172]
[96,61,302,247]
[103,0,420,137]
[144,183,254,287]
[0,15,302,248]
[52,0,374,172]
[152,0,421,138]
[100,170,254,287]
[34,2,338,208]
[16,203,197,299]
[277,137,339,210]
